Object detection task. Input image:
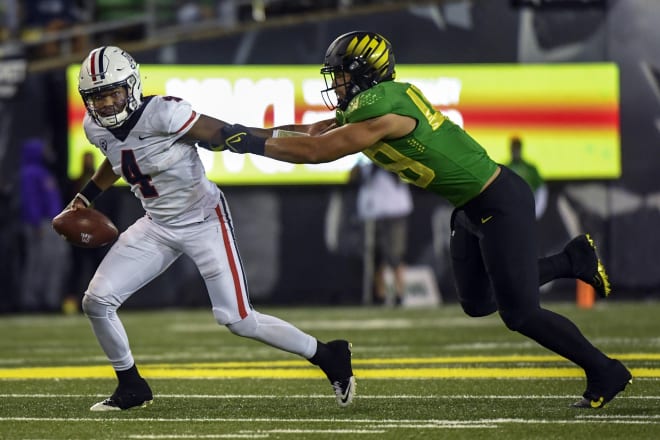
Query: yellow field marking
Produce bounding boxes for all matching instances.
[133,352,660,369]
[2,366,660,380]
[0,354,659,380]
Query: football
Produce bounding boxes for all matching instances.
[52,207,119,248]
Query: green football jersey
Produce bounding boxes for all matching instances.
[336,81,498,207]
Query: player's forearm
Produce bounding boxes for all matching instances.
[272,118,336,136]
[92,159,121,190]
[265,136,339,164]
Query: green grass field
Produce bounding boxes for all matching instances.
[1,301,659,439]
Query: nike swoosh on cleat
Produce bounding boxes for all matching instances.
[339,380,353,404]
[333,376,356,407]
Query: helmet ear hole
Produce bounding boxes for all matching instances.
[348,60,362,72]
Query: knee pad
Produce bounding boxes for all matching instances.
[81,294,113,318]
[225,312,258,338]
[461,300,497,318]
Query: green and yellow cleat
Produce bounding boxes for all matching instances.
[564,233,612,298]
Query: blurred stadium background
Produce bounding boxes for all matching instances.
[1,0,659,313]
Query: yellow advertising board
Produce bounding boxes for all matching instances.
[66,63,620,183]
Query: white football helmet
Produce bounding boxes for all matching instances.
[78,46,142,127]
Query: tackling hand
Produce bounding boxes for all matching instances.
[220,124,266,156]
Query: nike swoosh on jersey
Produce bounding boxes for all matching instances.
[138,135,153,140]
[481,215,493,224]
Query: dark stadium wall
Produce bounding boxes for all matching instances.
[5,1,660,308]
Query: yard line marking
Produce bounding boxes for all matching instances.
[1,365,659,380]
[131,436,270,439]
[1,352,658,377]
[1,354,658,380]
[139,352,660,366]
[577,414,660,419]
[2,417,659,427]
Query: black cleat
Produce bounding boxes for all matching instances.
[564,234,611,298]
[318,340,356,407]
[572,359,632,409]
[90,379,153,411]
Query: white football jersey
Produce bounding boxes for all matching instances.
[84,95,221,226]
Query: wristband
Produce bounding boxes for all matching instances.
[221,124,266,156]
[273,129,309,138]
[78,179,103,207]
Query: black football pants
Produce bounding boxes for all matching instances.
[449,166,610,374]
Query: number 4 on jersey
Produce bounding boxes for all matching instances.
[121,149,158,198]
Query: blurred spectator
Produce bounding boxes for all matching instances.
[20,0,89,57]
[19,137,70,312]
[176,0,214,25]
[350,161,413,306]
[216,0,239,27]
[507,136,548,219]
[1,0,20,41]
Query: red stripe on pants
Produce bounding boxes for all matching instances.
[215,205,247,319]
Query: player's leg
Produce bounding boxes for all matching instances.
[372,220,388,305]
[538,234,611,298]
[384,217,408,306]
[83,216,181,411]
[187,199,354,407]
[472,167,630,408]
[449,209,497,317]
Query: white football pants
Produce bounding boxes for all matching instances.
[82,198,316,371]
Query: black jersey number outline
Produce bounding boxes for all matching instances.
[121,149,159,198]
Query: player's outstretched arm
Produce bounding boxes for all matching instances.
[263,113,414,164]
[272,118,337,136]
[184,115,337,153]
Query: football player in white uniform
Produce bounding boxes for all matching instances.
[63,46,355,411]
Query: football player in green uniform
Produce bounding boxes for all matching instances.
[217,31,630,408]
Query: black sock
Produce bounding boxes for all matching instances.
[539,253,573,285]
[308,340,329,366]
[116,364,142,386]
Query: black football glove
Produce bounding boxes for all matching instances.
[220,124,266,156]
